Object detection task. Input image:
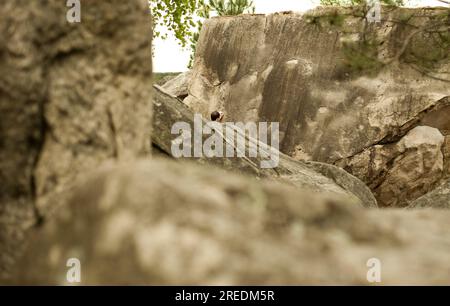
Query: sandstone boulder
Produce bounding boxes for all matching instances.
[184,7,450,206]
[0,0,152,277]
[6,159,450,285]
[153,86,377,208]
[161,71,192,100]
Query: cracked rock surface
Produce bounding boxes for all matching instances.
[153,86,377,208]
[6,159,450,285]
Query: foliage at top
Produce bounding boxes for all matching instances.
[320,0,405,6]
[318,0,450,81]
[150,0,254,48]
[208,0,255,15]
[150,0,255,67]
[150,0,203,47]
[150,0,449,78]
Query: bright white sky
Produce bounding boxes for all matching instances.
[153,0,448,72]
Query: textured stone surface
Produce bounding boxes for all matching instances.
[409,180,450,209]
[161,71,192,100]
[153,86,377,208]
[184,7,450,206]
[0,0,152,277]
[336,126,445,207]
[6,159,450,285]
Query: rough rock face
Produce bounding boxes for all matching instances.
[0,0,152,277]
[161,71,192,100]
[7,159,450,285]
[184,7,450,206]
[409,180,450,209]
[336,126,445,207]
[153,86,377,208]
[3,2,450,286]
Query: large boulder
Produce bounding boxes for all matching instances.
[153,86,377,208]
[0,0,152,277]
[6,159,450,285]
[336,126,445,207]
[184,7,450,206]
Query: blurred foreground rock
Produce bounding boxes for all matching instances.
[0,0,152,277]
[7,159,450,285]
